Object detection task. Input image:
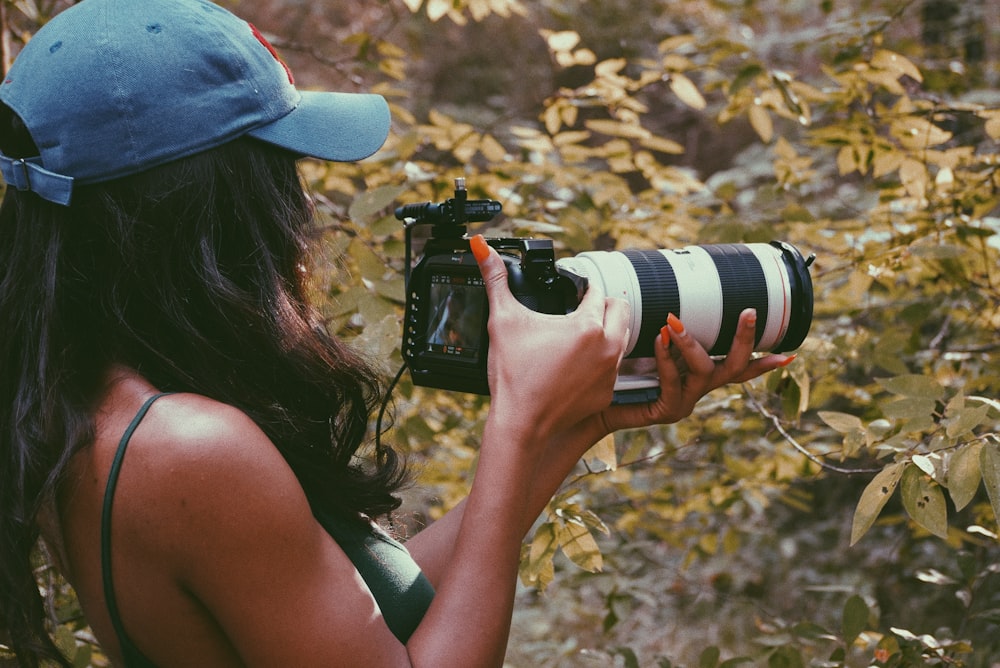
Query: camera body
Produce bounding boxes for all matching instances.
[397,179,814,403]
[398,181,578,396]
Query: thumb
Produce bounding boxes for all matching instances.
[470,234,513,311]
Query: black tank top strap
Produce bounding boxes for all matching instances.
[101,392,171,668]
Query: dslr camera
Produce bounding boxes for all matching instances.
[396,179,814,404]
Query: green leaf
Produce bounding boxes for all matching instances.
[900,464,948,539]
[979,443,1000,531]
[851,461,905,545]
[613,647,641,668]
[819,410,867,458]
[354,314,401,363]
[349,238,392,282]
[53,626,76,656]
[719,659,755,668]
[729,63,765,94]
[945,404,991,438]
[818,411,864,433]
[842,594,869,646]
[699,646,721,668]
[72,644,93,668]
[947,442,983,511]
[348,184,408,224]
[876,375,945,400]
[767,646,804,668]
[882,397,937,420]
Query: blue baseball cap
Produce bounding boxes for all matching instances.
[0,0,391,206]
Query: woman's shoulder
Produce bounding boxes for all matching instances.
[92,372,312,554]
[94,371,279,472]
[99,372,252,438]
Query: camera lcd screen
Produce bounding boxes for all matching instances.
[425,273,487,361]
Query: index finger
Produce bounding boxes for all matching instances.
[470,234,515,312]
[719,308,758,376]
[574,275,607,315]
[603,297,631,357]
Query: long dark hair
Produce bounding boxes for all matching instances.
[0,105,407,666]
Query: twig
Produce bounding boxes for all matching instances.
[743,387,881,475]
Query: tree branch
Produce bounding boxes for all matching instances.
[743,387,881,475]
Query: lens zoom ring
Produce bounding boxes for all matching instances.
[623,250,680,358]
[704,244,769,355]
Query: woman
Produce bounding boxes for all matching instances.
[0,0,791,666]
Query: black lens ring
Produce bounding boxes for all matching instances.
[622,250,680,358]
[769,241,814,352]
[703,245,770,355]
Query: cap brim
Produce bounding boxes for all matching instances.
[247,91,390,162]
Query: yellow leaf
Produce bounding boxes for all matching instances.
[528,522,559,564]
[426,0,452,21]
[860,68,905,94]
[400,0,423,12]
[899,158,927,200]
[584,434,617,471]
[893,117,953,149]
[872,149,904,179]
[452,135,478,163]
[479,133,507,163]
[553,130,590,146]
[984,112,1000,140]
[658,34,696,53]
[698,532,718,555]
[774,136,797,160]
[554,51,576,68]
[558,520,603,573]
[639,134,685,154]
[572,49,597,66]
[543,104,562,135]
[595,58,627,78]
[584,118,649,139]
[428,107,453,128]
[872,49,923,82]
[560,102,579,128]
[662,53,695,72]
[748,104,773,143]
[669,73,707,110]
[520,523,558,590]
[542,29,580,52]
[837,145,856,175]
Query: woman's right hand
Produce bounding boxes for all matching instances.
[470,235,630,440]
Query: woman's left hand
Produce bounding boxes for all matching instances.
[599,308,794,433]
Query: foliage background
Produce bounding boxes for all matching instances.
[2,0,999,666]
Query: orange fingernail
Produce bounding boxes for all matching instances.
[469,234,490,262]
[660,325,670,349]
[776,354,797,367]
[667,313,685,334]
